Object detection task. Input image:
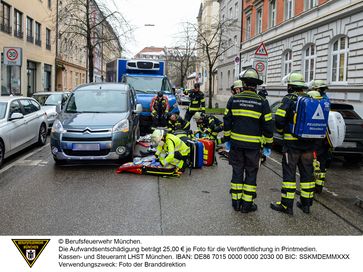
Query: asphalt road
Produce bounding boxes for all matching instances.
[0,139,362,236]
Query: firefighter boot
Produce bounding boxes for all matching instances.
[270,202,293,215]
[232,200,242,211]
[296,200,310,214]
[240,201,258,213]
[315,185,323,194]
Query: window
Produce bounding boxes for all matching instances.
[229,7,233,19]
[14,9,23,38]
[48,0,52,9]
[282,50,293,76]
[235,2,238,19]
[304,44,316,82]
[246,15,251,40]
[285,0,294,20]
[20,99,36,115]
[26,17,33,42]
[256,7,263,34]
[0,1,11,34]
[269,0,276,28]
[9,101,22,116]
[305,0,317,10]
[331,36,349,83]
[44,64,52,91]
[227,70,231,87]
[46,28,51,50]
[35,22,41,46]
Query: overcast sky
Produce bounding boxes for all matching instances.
[112,0,201,57]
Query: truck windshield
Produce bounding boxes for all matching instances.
[127,76,172,94]
[65,90,128,113]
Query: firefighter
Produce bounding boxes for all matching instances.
[224,68,273,213]
[270,72,315,215]
[194,112,224,144]
[309,80,331,194]
[167,112,190,133]
[150,91,169,129]
[184,83,206,121]
[258,85,268,98]
[151,129,190,171]
[231,80,243,95]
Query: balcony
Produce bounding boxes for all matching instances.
[27,35,34,43]
[14,30,24,39]
[35,39,42,47]
[0,23,12,34]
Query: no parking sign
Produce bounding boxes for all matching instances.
[4,47,22,66]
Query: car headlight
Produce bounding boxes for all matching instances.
[113,119,129,133]
[51,119,67,133]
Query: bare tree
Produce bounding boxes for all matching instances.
[166,23,197,88]
[58,0,132,82]
[189,17,239,108]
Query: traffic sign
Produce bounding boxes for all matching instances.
[4,47,22,66]
[255,42,268,57]
[234,56,240,64]
[255,61,265,73]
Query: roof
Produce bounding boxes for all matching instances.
[135,47,165,57]
[32,91,70,95]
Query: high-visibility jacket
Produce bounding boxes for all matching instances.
[150,96,169,116]
[274,92,315,151]
[155,134,190,168]
[167,116,190,133]
[187,90,205,112]
[224,90,273,149]
[197,115,223,139]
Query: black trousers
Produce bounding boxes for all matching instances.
[184,110,196,122]
[229,146,260,204]
[281,147,314,207]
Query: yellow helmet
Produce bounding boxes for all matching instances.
[239,68,263,86]
[309,80,328,90]
[233,80,243,89]
[151,129,165,145]
[285,72,306,87]
[307,90,322,99]
[193,112,204,121]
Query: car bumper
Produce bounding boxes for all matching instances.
[50,131,133,161]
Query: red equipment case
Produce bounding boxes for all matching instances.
[198,139,215,166]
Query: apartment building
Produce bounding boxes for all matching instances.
[0,0,56,96]
[216,0,242,101]
[240,0,363,105]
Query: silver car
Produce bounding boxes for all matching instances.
[0,97,48,166]
[32,92,70,128]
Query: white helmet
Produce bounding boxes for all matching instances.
[151,129,165,145]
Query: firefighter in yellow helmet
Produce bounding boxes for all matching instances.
[308,80,331,194]
[231,80,243,95]
[270,72,315,215]
[224,68,273,213]
[151,129,190,171]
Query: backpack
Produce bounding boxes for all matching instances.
[291,96,330,138]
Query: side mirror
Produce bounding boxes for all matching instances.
[9,112,24,120]
[133,104,142,114]
[56,104,62,114]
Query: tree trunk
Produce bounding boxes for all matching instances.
[208,67,213,109]
[88,46,94,83]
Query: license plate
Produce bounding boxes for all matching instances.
[341,142,357,148]
[72,143,100,151]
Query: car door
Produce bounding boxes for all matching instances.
[19,99,40,143]
[8,100,28,150]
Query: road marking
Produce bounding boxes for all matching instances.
[266,154,339,197]
[0,143,50,175]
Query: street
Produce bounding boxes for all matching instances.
[0,140,362,236]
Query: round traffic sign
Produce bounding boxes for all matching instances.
[255,61,265,73]
[6,48,18,61]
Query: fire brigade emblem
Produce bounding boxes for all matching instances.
[12,239,50,268]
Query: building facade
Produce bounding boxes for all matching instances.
[0,0,56,96]
[240,0,363,107]
[216,0,242,101]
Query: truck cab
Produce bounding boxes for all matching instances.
[107,59,179,133]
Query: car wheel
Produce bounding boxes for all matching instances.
[37,124,47,146]
[0,141,4,168]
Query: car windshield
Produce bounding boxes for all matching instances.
[0,102,7,119]
[34,94,63,106]
[65,89,128,113]
[127,76,172,94]
[334,109,362,120]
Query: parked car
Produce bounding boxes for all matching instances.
[0,97,48,167]
[32,91,71,128]
[330,103,363,162]
[50,83,142,164]
[176,88,190,106]
[270,100,363,162]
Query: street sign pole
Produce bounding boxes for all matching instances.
[253,42,268,84]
